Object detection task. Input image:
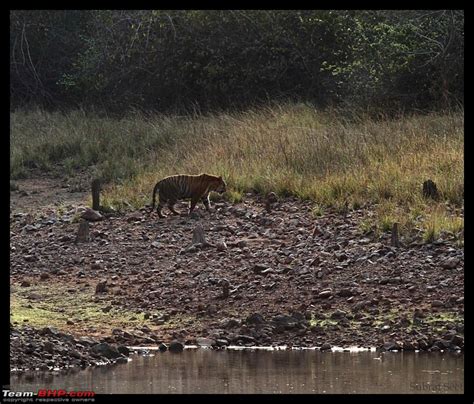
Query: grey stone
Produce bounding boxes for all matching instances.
[318,290,332,298]
[196,337,216,347]
[91,342,122,359]
[158,343,168,352]
[168,340,184,353]
[246,313,266,325]
[81,208,103,222]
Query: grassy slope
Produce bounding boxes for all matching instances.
[10,103,464,241]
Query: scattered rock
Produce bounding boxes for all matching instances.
[158,343,168,352]
[441,257,460,270]
[318,290,332,299]
[117,345,130,356]
[91,342,122,359]
[402,341,416,351]
[215,339,230,347]
[9,193,465,371]
[23,255,38,263]
[246,313,266,325]
[39,327,60,337]
[81,208,103,222]
[233,335,256,344]
[196,337,216,347]
[337,289,353,297]
[330,309,347,319]
[42,341,55,353]
[272,314,298,331]
[236,240,247,248]
[223,318,240,329]
[168,340,184,353]
[253,264,270,274]
[382,341,400,351]
[216,241,228,251]
[450,335,464,347]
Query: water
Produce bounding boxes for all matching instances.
[10,349,464,394]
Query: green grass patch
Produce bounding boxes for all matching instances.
[310,318,339,328]
[311,204,325,218]
[10,281,156,335]
[420,312,464,334]
[226,189,244,204]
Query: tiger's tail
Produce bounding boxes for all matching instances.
[150,182,160,213]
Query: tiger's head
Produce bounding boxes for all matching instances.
[213,176,227,194]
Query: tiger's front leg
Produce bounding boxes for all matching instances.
[201,194,211,211]
[189,198,199,215]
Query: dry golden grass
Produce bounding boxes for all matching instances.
[11,103,463,241]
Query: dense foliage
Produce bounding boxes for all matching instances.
[10,10,464,113]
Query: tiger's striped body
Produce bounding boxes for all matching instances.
[151,173,226,218]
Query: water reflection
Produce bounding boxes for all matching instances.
[11,350,464,394]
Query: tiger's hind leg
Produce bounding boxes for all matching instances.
[156,203,166,218]
[156,197,167,218]
[168,201,180,216]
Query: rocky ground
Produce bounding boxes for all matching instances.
[10,176,464,372]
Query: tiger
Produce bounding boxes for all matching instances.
[150,173,227,218]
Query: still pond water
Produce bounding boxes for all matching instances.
[10,348,464,394]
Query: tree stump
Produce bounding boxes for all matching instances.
[265,192,278,213]
[422,179,439,200]
[91,179,101,211]
[192,224,208,245]
[341,199,349,219]
[75,221,90,243]
[221,279,230,299]
[180,224,214,253]
[391,222,399,247]
[95,279,107,294]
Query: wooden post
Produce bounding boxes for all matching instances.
[391,222,399,247]
[91,179,101,211]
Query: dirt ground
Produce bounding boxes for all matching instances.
[9,174,464,371]
[10,174,90,213]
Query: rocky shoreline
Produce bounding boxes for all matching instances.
[10,194,464,372]
[10,323,464,374]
